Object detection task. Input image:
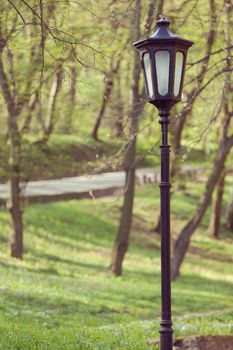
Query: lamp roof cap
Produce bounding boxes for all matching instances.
[150,16,182,39]
[133,16,194,49]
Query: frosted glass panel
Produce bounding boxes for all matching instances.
[155,51,170,96]
[143,53,153,98]
[174,51,184,96]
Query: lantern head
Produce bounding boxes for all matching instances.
[133,17,193,110]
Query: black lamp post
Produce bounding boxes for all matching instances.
[133,17,193,350]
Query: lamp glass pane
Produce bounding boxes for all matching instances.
[143,53,153,98]
[155,50,170,96]
[174,51,184,97]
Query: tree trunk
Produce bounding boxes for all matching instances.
[64,66,77,133]
[41,64,63,143]
[8,112,23,259]
[115,73,124,138]
[110,0,143,276]
[226,197,233,231]
[9,169,23,259]
[20,92,39,134]
[156,0,164,19]
[92,53,122,141]
[144,0,165,233]
[92,75,113,141]
[171,137,233,280]
[110,165,136,275]
[154,215,161,233]
[92,52,123,141]
[208,169,226,238]
[0,53,24,259]
[6,88,23,259]
[154,0,217,229]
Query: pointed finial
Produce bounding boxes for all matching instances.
[156,17,171,27]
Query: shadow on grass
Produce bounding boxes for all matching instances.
[25,203,117,248]
[0,290,125,326]
[188,244,233,263]
[0,253,107,277]
[29,230,91,252]
[172,274,233,313]
[177,273,233,291]
[34,252,107,273]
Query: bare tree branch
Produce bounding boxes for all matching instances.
[7,0,26,24]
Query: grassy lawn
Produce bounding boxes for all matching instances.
[0,182,232,349]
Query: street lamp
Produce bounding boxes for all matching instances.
[133,17,193,350]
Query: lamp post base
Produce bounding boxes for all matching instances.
[160,320,173,350]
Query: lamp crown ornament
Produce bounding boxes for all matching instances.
[150,17,175,40]
[157,17,171,26]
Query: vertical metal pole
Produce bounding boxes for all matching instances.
[159,109,173,350]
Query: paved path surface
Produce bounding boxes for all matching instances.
[0,166,202,202]
[0,168,158,201]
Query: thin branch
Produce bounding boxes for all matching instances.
[38,0,46,88]
[187,45,233,67]
[21,0,104,56]
[7,0,26,24]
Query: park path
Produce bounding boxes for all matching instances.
[0,166,201,203]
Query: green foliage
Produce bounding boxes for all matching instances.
[0,183,232,349]
[0,0,232,184]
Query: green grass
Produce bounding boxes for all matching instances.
[0,182,233,349]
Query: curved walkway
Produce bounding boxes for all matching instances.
[0,166,202,203]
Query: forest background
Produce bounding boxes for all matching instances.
[0,0,233,349]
